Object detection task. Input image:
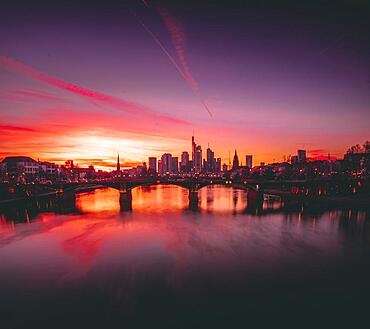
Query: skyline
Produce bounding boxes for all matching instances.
[3,135,366,172]
[1,0,370,169]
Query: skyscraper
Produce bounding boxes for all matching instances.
[180,151,190,173]
[161,153,172,174]
[297,149,306,163]
[192,134,196,171]
[232,150,239,170]
[206,147,215,173]
[171,157,179,174]
[215,158,221,173]
[148,157,157,173]
[195,145,202,173]
[245,155,253,168]
[182,151,189,165]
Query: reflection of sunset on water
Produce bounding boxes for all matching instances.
[199,186,247,213]
[0,188,368,287]
[76,185,250,215]
[76,188,120,213]
[132,185,189,212]
[0,187,370,328]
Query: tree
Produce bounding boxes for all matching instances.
[347,144,363,154]
[363,141,370,153]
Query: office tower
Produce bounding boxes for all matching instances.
[180,151,190,173]
[181,151,189,166]
[222,163,228,172]
[206,147,215,173]
[215,158,221,173]
[161,153,172,174]
[297,149,306,163]
[195,145,202,173]
[148,157,157,173]
[232,150,239,170]
[192,135,196,171]
[245,155,253,169]
[172,157,179,174]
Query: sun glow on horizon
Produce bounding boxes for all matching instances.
[34,131,189,170]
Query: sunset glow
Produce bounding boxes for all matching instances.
[1,1,369,168]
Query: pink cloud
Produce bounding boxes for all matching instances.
[0,55,188,126]
[0,125,37,132]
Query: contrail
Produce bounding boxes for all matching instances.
[158,8,212,117]
[158,8,198,92]
[132,8,213,117]
[201,100,213,117]
[131,11,190,84]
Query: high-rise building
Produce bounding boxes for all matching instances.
[158,159,162,174]
[297,149,306,163]
[148,157,157,173]
[245,155,253,169]
[192,134,197,171]
[171,157,179,174]
[180,151,190,173]
[206,147,215,173]
[161,153,172,174]
[215,158,221,173]
[181,151,189,166]
[222,163,228,172]
[232,150,239,170]
[195,145,202,173]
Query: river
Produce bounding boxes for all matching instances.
[0,185,369,328]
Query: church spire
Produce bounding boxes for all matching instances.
[116,153,120,172]
[232,149,239,170]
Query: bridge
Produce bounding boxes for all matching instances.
[0,176,368,211]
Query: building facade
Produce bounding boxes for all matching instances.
[245,155,253,169]
[148,157,157,173]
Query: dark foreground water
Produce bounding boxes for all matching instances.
[0,185,370,328]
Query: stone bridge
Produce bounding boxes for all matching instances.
[1,177,368,211]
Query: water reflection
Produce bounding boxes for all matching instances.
[199,186,246,214]
[0,195,78,223]
[76,188,120,214]
[0,186,370,327]
[132,185,189,212]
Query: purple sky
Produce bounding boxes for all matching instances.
[1,0,369,168]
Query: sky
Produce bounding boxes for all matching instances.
[1,0,369,169]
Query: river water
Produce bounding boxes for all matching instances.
[0,185,369,328]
